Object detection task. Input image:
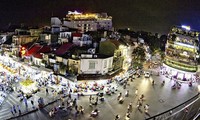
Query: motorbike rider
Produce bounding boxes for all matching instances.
[90,108,99,117]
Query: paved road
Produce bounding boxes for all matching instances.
[0,85,58,120]
[9,69,199,120]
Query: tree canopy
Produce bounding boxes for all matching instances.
[99,41,116,56]
[132,46,146,63]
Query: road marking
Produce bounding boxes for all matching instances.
[0,112,12,119]
[0,108,9,113]
[6,99,13,106]
[7,95,19,105]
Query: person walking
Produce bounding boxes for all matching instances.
[17,105,21,115]
[79,105,84,114]
[96,96,99,104]
[89,95,92,103]
[144,104,149,113]
[125,90,129,97]
[31,100,34,108]
[135,89,138,96]
[46,88,48,94]
[13,105,17,113]
[24,97,28,107]
[73,98,77,106]
[152,80,155,85]
[10,107,14,115]
[127,102,132,112]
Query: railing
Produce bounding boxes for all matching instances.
[146,93,200,120]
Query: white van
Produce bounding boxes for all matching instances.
[144,72,150,78]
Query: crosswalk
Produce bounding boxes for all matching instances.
[0,86,61,120]
[0,91,21,120]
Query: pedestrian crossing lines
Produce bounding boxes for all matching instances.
[0,91,20,120]
[0,106,12,120]
[6,92,20,106]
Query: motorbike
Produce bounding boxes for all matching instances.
[117,93,122,100]
[177,82,181,89]
[172,84,176,89]
[90,109,99,117]
[189,82,192,87]
[115,115,120,120]
[125,90,129,97]
[119,97,124,104]
[161,80,165,86]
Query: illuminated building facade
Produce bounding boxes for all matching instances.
[63,11,112,32]
[163,26,199,81]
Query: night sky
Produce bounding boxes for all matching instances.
[1,0,200,33]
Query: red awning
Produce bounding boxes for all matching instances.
[26,44,42,56]
[54,43,75,56]
[33,45,52,59]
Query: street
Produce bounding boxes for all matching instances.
[4,68,199,120]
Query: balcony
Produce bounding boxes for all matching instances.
[165,55,197,66]
[164,59,197,72]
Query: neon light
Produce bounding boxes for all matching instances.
[181,25,191,30]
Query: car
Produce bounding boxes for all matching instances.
[144,72,150,78]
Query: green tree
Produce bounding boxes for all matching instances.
[99,41,116,56]
[132,46,146,63]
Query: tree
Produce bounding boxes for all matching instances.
[99,41,116,56]
[159,34,167,51]
[132,46,146,63]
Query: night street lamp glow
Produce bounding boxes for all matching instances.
[181,25,191,30]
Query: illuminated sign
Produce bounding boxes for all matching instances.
[181,25,191,31]
[21,47,26,55]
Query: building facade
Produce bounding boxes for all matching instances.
[80,54,113,75]
[62,11,112,32]
[163,26,199,81]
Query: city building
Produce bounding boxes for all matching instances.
[62,11,112,32]
[80,54,113,75]
[163,25,199,81]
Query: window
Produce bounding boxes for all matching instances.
[89,61,95,69]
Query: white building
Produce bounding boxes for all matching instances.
[80,54,113,75]
[63,11,112,32]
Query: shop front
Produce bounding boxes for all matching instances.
[162,63,196,81]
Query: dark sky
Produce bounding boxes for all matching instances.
[1,0,200,33]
